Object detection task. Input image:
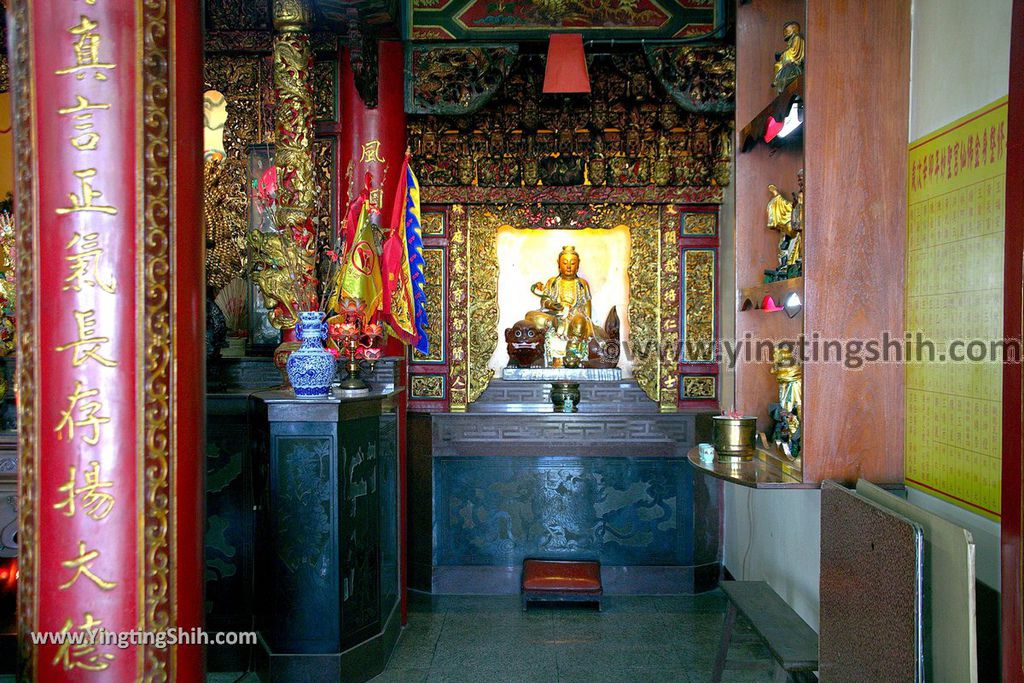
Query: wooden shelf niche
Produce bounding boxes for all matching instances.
[732,0,910,485]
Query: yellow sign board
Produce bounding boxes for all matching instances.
[905,97,1007,520]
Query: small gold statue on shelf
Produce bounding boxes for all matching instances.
[772,21,805,93]
[788,186,804,271]
[770,347,802,458]
[766,183,793,230]
[765,183,801,282]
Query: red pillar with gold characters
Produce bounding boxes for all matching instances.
[340,40,407,238]
[9,0,205,680]
[338,38,409,620]
[339,39,406,343]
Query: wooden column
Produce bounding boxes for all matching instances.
[272,0,315,234]
[339,40,407,217]
[9,0,205,680]
[338,38,408,620]
[1002,1,1024,679]
[264,0,316,332]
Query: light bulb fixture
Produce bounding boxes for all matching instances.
[783,292,803,318]
[542,34,591,94]
[764,99,803,143]
[776,100,804,139]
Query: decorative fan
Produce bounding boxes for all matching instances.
[214,277,248,336]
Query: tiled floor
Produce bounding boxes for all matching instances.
[369,591,775,683]
[4,592,776,682]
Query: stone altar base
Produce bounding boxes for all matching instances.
[407,384,723,596]
[502,367,623,412]
[255,601,401,683]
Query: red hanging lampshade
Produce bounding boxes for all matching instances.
[543,33,591,94]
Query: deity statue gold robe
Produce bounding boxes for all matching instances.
[525,246,596,340]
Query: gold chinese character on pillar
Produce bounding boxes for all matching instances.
[54,381,111,446]
[56,16,117,81]
[54,460,116,521]
[55,169,118,216]
[52,613,115,671]
[59,541,117,591]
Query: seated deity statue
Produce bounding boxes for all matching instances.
[507,245,620,370]
[764,184,801,282]
[525,245,596,339]
[772,21,805,92]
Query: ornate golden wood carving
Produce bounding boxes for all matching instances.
[659,212,681,412]
[683,212,717,235]
[684,249,716,363]
[447,207,469,410]
[142,0,173,677]
[413,247,446,363]
[205,158,249,293]
[206,0,272,31]
[411,374,446,399]
[312,137,335,288]
[421,210,446,237]
[10,0,36,673]
[272,0,311,31]
[250,0,316,330]
[628,206,662,404]
[312,60,337,122]
[408,52,733,192]
[683,375,716,399]
[445,204,674,409]
[272,28,315,229]
[467,208,499,404]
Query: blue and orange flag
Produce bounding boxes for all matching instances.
[383,154,429,352]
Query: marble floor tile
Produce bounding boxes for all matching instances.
[385,593,772,683]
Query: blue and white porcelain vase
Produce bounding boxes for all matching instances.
[286,311,336,398]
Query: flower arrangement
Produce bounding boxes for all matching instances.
[329,297,386,391]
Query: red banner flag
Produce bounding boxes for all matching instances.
[382,155,418,345]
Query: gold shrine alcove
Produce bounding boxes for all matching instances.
[447,203,685,412]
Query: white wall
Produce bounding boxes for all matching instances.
[723,486,821,630]
[909,0,1012,141]
[723,0,1012,626]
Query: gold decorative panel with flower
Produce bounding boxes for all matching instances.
[682,375,716,400]
[421,211,446,237]
[683,212,717,236]
[683,249,716,363]
[411,374,446,400]
[413,247,446,364]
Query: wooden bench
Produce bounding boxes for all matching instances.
[713,581,818,683]
[520,558,602,611]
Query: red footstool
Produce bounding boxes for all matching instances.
[521,558,602,611]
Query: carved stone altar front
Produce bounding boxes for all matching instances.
[408,383,723,596]
[248,387,402,683]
